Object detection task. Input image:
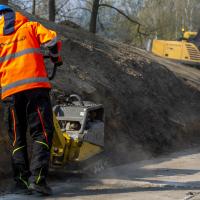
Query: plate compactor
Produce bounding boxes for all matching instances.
[45,54,105,174]
[50,94,105,172]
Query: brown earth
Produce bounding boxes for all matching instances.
[1,3,200,187]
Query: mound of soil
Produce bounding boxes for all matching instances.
[53,39,200,158]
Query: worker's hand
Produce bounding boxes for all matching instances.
[51,55,63,67]
[49,40,63,66]
[54,59,63,67]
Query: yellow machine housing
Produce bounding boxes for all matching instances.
[151,31,200,65]
[50,95,105,170]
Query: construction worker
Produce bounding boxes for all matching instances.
[0,5,62,195]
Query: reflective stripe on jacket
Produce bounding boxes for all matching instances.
[0,10,57,99]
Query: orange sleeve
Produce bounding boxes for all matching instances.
[0,73,1,83]
[0,76,2,98]
[34,22,57,46]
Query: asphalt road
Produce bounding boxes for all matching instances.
[2,148,200,200]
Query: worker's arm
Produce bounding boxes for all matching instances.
[47,40,63,66]
[0,72,2,99]
[34,22,63,66]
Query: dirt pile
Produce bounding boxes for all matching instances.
[1,4,200,179]
[57,41,200,156]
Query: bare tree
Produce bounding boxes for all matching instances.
[49,0,56,21]
[32,0,36,15]
[89,0,143,34]
[89,0,100,33]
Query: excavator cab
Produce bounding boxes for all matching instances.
[183,31,197,40]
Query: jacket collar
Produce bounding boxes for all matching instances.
[3,10,15,35]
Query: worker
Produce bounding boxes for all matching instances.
[0,4,62,195]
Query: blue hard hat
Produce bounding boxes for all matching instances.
[0,4,12,12]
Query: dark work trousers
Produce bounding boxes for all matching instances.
[3,88,54,187]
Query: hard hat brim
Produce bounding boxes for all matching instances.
[0,5,12,12]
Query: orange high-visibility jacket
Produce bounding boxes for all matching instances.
[0,10,59,99]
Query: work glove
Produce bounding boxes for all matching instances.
[49,40,63,67]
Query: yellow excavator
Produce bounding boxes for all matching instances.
[150,29,200,66]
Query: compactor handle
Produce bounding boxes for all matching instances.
[68,94,84,106]
[43,55,58,80]
[48,63,58,80]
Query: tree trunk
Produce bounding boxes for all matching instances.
[49,0,56,22]
[0,0,8,4]
[32,0,36,15]
[89,0,100,33]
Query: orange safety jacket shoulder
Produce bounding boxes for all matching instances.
[0,10,58,99]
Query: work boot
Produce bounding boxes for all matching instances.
[10,181,31,195]
[29,182,53,196]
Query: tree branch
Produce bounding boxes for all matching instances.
[79,0,93,6]
[56,0,70,14]
[99,3,150,37]
[99,3,141,26]
[137,24,150,37]
[67,7,91,13]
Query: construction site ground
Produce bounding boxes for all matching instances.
[1,147,200,200]
[2,4,200,200]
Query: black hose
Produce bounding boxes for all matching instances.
[43,55,57,80]
[48,64,57,80]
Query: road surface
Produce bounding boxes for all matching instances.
[2,147,200,200]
